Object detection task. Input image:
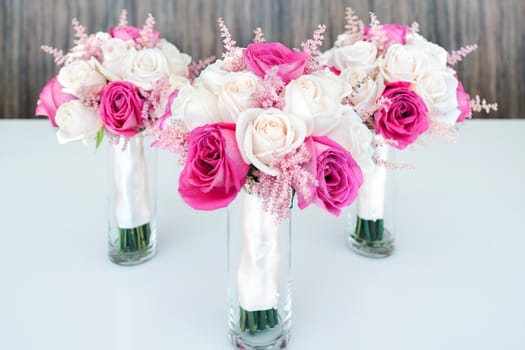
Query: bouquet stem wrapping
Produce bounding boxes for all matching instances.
[357,142,388,222]
[113,135,151,253]
[349,137,395,258]
[236,190,280,334]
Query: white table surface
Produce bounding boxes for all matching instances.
[0,119,524,350]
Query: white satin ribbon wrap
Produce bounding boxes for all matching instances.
[113,136,151,229]
[357,141,388,220]
[237,191,280,311]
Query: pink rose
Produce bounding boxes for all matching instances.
[179,123,250,210]
[298,136,363,216]
[110,26,141,40]
[109,25,160,46]
[243,42,309,83]
[35,76,76,127]
[99,81,144,137]
[365,24,409,46]
[456,80,471,123]
[374,81,429,150]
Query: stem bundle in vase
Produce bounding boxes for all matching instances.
[239,307,279,335]
[354,217,384,243]
[118,223,152,253]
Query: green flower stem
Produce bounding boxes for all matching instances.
[257,310,266,330]
[118,222,151,253]
[247,311,257,334]
[355,217,362,240]
[370,219,377,241]
[377,219,384,241]
[240,309,247,331]
[239,307,279,334]
[364,220,371,241]
[354,217,385,244]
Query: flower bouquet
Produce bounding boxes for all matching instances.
[35,10,191,265]
[154,20,373,349]
[323,8,497,257]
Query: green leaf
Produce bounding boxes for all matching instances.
[95,127,104,149]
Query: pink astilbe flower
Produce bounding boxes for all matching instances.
[72,18,88,45]
[218,18,237,57]
[226,56,247,72]
[150,118,189,163]
[252,66,285,109]
[188,56,217,81]
[138,75,172,123]
[40,45,67,65]
[67,19,105,62]
[137,13,158,48]
[367,13,388,52]
[76,85,101,108]
[375,96,392,112]
[217,18,246,72]
[118,9,128,27]
[409,22,420,34]
[342,7,364,45]
[301,24,327,74]
[447,44,478,65]
[252,145,317,222]
[470,95,498,114]
[253,27,266,43]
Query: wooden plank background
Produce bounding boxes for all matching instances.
[1,0,523,118]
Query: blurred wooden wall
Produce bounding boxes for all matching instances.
[1,0,523,118]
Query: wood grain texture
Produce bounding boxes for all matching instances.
[1,0,523,118]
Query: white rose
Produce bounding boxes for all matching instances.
[415,69,460,126]
[122,48,169,90]
[236,108,307,176]
[170,83,221,130]
[55,100,102,146]
[317,105,375,175]
[96,38,133,81]
[195,65,227,93]
[157,39,191,77]
[380,43,427,83]
[156,39,191,89]
[406,33,448,72]
[217,71,260,122]
[57,59,106,97]
[340,67,385,114]
[322,41,377,72]
[284,69,351,135]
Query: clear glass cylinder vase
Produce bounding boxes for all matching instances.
[348,140,395,258]
[107,134,157,265]
[228,189,292,349]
